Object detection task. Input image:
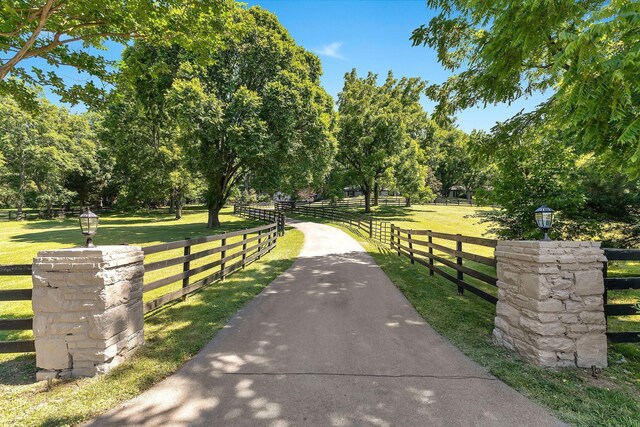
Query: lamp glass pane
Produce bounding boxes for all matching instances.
[541,212,553,228]
[535,212,543,228]
[79,210,99,235]
[88,216,98,234]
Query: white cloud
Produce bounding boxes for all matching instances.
[315,42,345,60]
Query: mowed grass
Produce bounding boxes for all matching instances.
[0,207,305,426]
[293,204,640,426]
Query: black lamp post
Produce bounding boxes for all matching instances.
[79,208,99,248]
[534,205,554,241]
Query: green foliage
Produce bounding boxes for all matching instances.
[386,140,435,205]
[0,96,108,213]
[336,70,431,211]
[0,0,232,108]
[472,124,589,240]
[166,6,334,227]
[101,42,200,216]
[412,0,640,177]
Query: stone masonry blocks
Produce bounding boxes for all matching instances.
[493,241,608,369]
[32,246,144,380]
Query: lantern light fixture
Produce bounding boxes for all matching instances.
[79,208,99,248]
[534,205,554,241]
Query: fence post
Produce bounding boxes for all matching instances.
[242,233,247,268]
[390,224,394,251]
[182,237,191,301]
[408,230,414,265]
[428,231,434,276]
[369,219,373,238]
[220,232,227,281]
[456,235,464,295]
[257,229,262,260]
[392,225,400,256]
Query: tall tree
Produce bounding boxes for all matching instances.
[412,0,640,177]
[336,70,426,213]
[101,42,199,217]
[0,96,106,215]
[0,96,36,214]
[168,6,335,227]
[390,140,434,207]
[432,127,469,198]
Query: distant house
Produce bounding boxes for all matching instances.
[448,185,472,199]
[343,187,362,197]
[343,187,399,198]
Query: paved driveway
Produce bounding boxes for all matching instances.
[87,221,564,427]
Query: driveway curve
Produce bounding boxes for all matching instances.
[87,221,564,427]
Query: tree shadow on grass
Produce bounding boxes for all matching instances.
[17,206,215,231]
[0,353,36,385]
[11,219,262,247]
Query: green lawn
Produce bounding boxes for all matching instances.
[292,204,640,427]
[0,207,305,426]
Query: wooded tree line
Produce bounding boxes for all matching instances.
[0,1,638,246]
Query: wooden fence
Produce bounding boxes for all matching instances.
[390,225,498,304]
[276,197,406,210]
[0,264,35,354]
[603,248,640,343]
[0,208,84,221]
[279,203,391,244]
[234,205,286,235]
[142,222,278,313]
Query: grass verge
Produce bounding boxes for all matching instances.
[303,216,640,427]
[0,219,304,427]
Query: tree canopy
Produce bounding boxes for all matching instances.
[412,0,640,177]
[336,70,433,212]
[166,6,335,227]
[0,0,230,108]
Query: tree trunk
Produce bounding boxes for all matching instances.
[168,191,175,214]
[17,143,25,218]
[466,189,472,203]
[405,197,411,207]
[373,182,379,206]
[175,191,184,220]
[364,187,371,213]
[208,206,221,228]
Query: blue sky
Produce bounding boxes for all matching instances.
[35,0,547,133]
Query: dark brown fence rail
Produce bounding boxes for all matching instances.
[1,208,84,221]
[390,225,498,304]
[0,264,35,353]
[278,203,391,244]
[603,248,640,343]
[142,222,278,314]
[234,205,285,235]
[276,196,405,210]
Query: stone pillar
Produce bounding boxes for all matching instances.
[493,241,608,369]
[32,246,144,380]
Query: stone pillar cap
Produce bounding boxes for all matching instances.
[35,245,142,257]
